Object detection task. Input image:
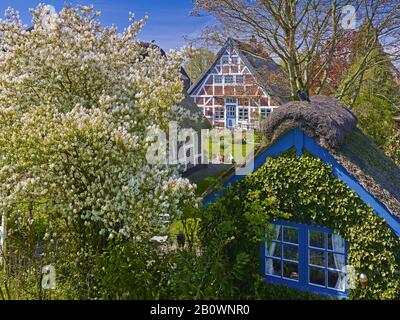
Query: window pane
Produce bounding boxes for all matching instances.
[328,233,345,253]
[328,252,345,270]
[309,267,326,287]
[238,108,249,120]
[266,258,281,276]
[215,108,224,120]
[309,249,325,266]
[309,230,325,248]
[215,75,222,83]
[328,271,345,291]
[260,108,272,119]
[283,227,298,244]
[269,225,281,240]
[226,106,235,116]
[225,75,234,83]
[283,262,299,281]
[327,234,333,250]
[266,241,281,258]
[283,244,298,261]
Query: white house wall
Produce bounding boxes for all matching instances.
[190,46,280,129]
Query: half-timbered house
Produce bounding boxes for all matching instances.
[188,37,289,129]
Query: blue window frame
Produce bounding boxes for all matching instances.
[214,75,223,84]
[261,220,348,298]
[224,75,234,84]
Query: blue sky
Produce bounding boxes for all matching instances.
[0,0,213,50]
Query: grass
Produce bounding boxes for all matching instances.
[195,130,264,196]
[204,136,256,161]
[169,218,200,237]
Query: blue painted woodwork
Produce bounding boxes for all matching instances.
[203,129,400,238]
[261,220,349,298]
[226,106,236,129]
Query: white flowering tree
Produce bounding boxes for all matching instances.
[0,4,195,298]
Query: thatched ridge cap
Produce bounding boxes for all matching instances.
[262,96,357,150]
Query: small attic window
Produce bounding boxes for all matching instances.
[221,56,229,65]
[224,75,234,84]
[215,75,223,84]
[236,75,244,83]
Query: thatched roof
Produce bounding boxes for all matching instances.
[178,93,211,132]
[230,38,290,104]
[262,96,400,218]
[262,96,357,150]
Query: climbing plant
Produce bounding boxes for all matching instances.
[201,150,400,299]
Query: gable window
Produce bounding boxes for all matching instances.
[260,108,272,119]
[263,221,348,298]
[238,107,249,121]
[221,56,229,65]
[231,57,239,65]
[236,75,244,83]
[225,75,234,84]
[215,75,223,84]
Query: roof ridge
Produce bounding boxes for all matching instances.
[231,38,273,61]
[188,37,290,102]
[188,39,230,93]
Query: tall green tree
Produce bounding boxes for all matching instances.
[185,48,215,83]
[338,45,399,147]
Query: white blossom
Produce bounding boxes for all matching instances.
[0,4,195,245]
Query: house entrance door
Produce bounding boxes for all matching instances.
[225,98,237,129]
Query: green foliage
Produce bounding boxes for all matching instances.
[196,151,400,299]
[338,48,398,148]
[4,150,398,300]
[0,4,196,300]
[195,177,219,196]
[92,240,174,299]
[351,96,394,146]
[185,48,215,82]
[385,130,400,167]
[169,218,201,247]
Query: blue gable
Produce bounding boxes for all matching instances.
[203,129,400,237]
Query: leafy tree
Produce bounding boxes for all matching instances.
[351,95,394,147]
[385,130,400,167]
[185,48,215,83]
[0,4,195,299]
[338,45,399,147]
[192,0,400,99]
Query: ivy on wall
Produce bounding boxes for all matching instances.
[203,150,400,299]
